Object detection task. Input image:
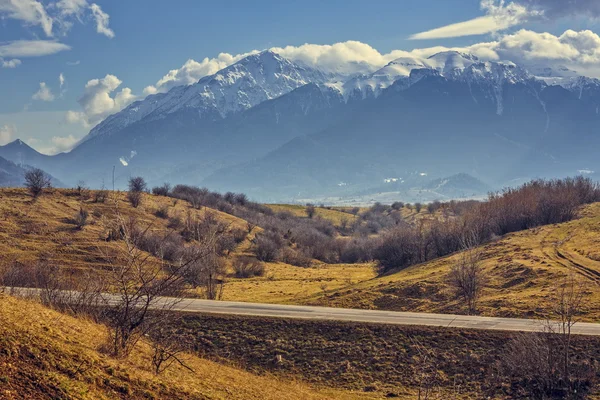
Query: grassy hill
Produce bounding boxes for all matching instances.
[0,293,381,400]
[3,187,600,320]
[306,203,600,321]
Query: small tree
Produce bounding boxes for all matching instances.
[24,168,51,198]
[306,204,316,219]
[152,183,171,197]
[414,202,423,213]
[496,276,595,398]
[101,209,213,357]
[127,176,146,208]
[448,242,487,315]
[149,321,193,375]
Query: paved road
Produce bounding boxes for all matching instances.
[171,298,600,336]
[6,287,600,336]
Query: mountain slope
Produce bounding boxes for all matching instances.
[202,57,600,201]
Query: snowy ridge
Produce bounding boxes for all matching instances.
[84,51,329,141]
[82,49,600,144]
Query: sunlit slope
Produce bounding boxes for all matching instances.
[307,203,600,321]
[0,294,381,400]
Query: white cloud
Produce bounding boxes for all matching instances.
[410,0,537,40]
[66,60,80,66]
[1,58,21,68]
[409,0,600,40]
[0,0,114,39]
[0,124,16,145]
[67,74,137,128]
[59,73,65,88]
[0,0,53,36]
[0,40,70,58]
[32,82,55,101]
[147,52,257,94]
[45,134,79,154]
[55,0,88,16]
[89,3,114,38]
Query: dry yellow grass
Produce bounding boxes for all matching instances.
[223,261,377,303]
[267,204,359,226]
[0,188,246,274]
[306,203,600,321]
[0,293,387,399]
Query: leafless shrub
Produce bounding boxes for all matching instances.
[127,176,146,208]
[150,323,193,375]
[493,275,595,399]
[447,240,487,315]
[232,256,265,278]
[155,205,169,219]
[306,204,316,218]
[280,247,312,267]
[24,168,51,198]
[152,183,171,197]
[73,207,89,229]
[94,185,108,203]
[253,232,284,262]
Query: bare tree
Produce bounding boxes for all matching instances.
[496,275,595,399]
[150,323,194,375]
[546,274,588,387]
[101,208,212,357]
[24,168,51,198]
[127,176,147,208]
[410,337,442,400]
[447,238,487,315]
[305,204,316,219]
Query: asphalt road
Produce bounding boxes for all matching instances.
[6,287,600,336]
[171,298,600,336]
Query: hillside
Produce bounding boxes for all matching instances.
[0,294,377,400]
[306,203,600,321]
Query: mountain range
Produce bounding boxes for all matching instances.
[2,50,600,202]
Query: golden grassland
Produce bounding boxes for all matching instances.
[0,294,384,400]
[305,203,600,321]
[223,261,377,303]
[0,188,378,304]
[266,204,360,226]
[4,188,600,320]
[0,188,246,274]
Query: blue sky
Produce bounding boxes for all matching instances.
[1,0,600,154]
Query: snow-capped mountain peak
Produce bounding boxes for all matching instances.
[83,50,329,141]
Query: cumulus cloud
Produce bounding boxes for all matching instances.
[59,73,65,89]
[410,0,600,40]
[89,3,114,38]
[0,124,16,145]
[46,134,79,154]
[0,0,53,36]
[32,82,55,101]
[0,0,114,39]
[1,58,21,68]
[67,74,137,128]
[0,40,70,58]
[145,52,257,94]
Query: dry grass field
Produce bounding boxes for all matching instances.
[305,203,600,321]
[0,294,382,400]
[3,187,600,321]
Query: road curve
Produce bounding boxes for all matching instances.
[5,287,600,336]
